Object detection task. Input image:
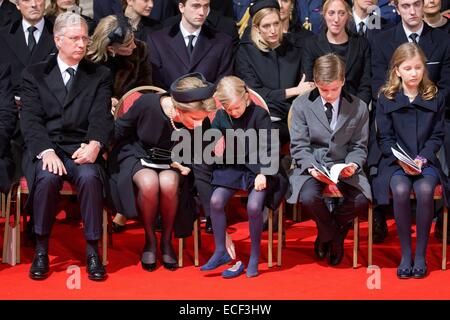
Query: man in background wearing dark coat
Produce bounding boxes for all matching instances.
[20,12,113,281]
[147,0,233,90]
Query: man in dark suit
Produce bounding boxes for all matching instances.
[370,0,450,243]
[0,0,20,27]
[0,0,57,98]
[349,0,394,43]
[0,64,17,194]
[20,12,113,281]
[147,0,233,90]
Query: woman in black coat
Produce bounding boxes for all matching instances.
[123,0,162,41]
[302,0,372,105]
[108,73,217,271]
[235,0,314,146]
[372,43,449,279]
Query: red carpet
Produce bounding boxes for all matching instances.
[1,203,450,300]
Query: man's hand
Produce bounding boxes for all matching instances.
[72,141,101,164]
[42,151,67,176]
[340,163,358,178]
[254,174,267,191]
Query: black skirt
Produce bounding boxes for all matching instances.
[212,165,256,191]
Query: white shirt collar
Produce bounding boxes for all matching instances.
[179,21,201,40]
[402,22,424,41]
[352,8,369,28]
[22,18,45,35]
[57,55,79,75]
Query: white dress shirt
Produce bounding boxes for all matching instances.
[57,55,79,86]
[352,9,369,34]
[403,22,424,43]
[22,18,45,45]
[179,21,201,48]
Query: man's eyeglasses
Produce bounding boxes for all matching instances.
[65,35,90,44]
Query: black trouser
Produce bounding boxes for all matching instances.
[299,178,368,242]
[33,154,103,240]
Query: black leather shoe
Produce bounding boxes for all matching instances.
[412,264,428,279]
[314,237,329,260]
[373,214,388,244]
[141,261,157,272]
[29,252,49,280]
[328,241,344,266]
[111,221,126,233]
[141,251,157,272]
[397,265,413,279]
[87,254,107,281]
[205,217,213,234]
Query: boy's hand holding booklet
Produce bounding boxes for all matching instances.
[391,143,422,174]
[311,163,356,185]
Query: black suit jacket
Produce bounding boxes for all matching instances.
[0,18,57,97]
[302,30,372,104]
[371,23,450,106]
[163,11,239,54]
[93,0,123,25]
[20,56,114,191]
[0,63,16,192]
[147,22,234,90]
[0,0,20,27]
[0,64,16,158]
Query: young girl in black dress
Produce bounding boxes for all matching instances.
[373,43,448,279]
[200,76,281,278]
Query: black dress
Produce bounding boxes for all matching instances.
[108,93,197,237]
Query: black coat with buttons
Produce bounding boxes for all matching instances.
[372,91,449,205]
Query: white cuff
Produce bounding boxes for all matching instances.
[37,148,55,159]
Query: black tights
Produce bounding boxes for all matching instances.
[133,168,179,264]
[390,174,438,270]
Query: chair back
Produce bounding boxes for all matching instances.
[114,85,166,119]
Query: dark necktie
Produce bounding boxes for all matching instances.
[325,103,333,124]
[187,35,195,60]
[358,21,365,37]
[409,33,419,44]
[27,26,37,52]
[65,67,75,93]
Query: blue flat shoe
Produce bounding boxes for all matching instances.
[200,252,232,271]
[222,261,245,279]
[396,265,413,279]
[413,263,428,279]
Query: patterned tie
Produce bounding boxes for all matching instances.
[187,35,195,60]
[65,67,75,93]
[325,103,333,124]
[27,26,37,52]
[358,21,365,37]
[409,33,419,44]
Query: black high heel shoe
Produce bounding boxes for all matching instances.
[161,252,178,271]
[141,251,157,272]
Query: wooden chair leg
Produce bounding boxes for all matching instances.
[277,202,283,267]
[268,208,273,268]
[102,209,108,266]
[442,206,448,270]
[292,202,298,222]
[2,190,12,263]
[178,238,184,268]
[194,218,199,267]
[353,216,359,269]
[15,187,21,264]
[107,209,113,247]
[368,202,373,267]
[1,193,5,218]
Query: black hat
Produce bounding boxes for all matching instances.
[249,0,280,17]
[107,15,132,44]
[170,73,216,103]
